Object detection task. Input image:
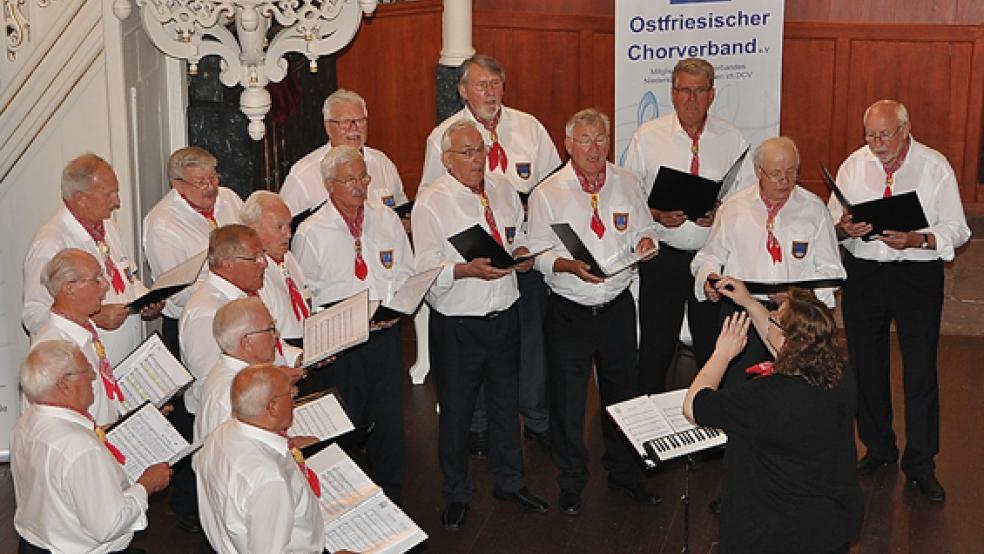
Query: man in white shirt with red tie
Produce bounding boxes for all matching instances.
[31,249,125,427]
[830,100,971,501]
[413,120,549,530]
[194,364,325,554]
[292,145,413,503]
[421,53,561,457]
[280,88,409,216]
[527,108,661,515]
[622,58,753,394]
[242,191,310,343]
[23,154,163,366]
[12,340,171,554]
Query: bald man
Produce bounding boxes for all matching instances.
[830,100,970,500]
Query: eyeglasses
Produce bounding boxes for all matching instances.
[672,86,712,99]
[233,252,267,264]
[64,368,97,380]
[758,167,798,183]
[768,316,785,332]
[330,174,372,188]
[467,79,504,92]
[447,145,488,159]
[572,135,610,147]
[327,117,368,129]
[179,173,221,190]
[863,125,904,143]
[70,274,106,286]
[244,325,279,339]
[271,386,299,401]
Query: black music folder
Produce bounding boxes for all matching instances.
[394,200,414,218]
[743,278,845,295]
[648,147,748,220]
[821,165,929,241]
[290,200,327,237]
[126,250,207,312]
[549,223,642,279]
[448,224,539,269]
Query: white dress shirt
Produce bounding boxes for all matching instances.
[420,106,562,193]
[528,161,659,306]
[280,142,409,216]
[12,405,149,553]
[258,252,310,340]
[692,185,846,307]
[293,200,415,307]
[143,187,244,319]
[22,206,147,364]
[194,419,325,554]
[194,355,249,443]
[31,313,119,426]
[829,137,971,262]
[412,172,526,316]
[621,113,755,251]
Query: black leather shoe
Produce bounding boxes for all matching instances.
[909,473,946,501]
[493,486,550,513]
[856,454,895,476]
[558,489,582,515]
[468,431,488,458]
[709,496,721,514]
[524,427,552,451]
[608,480,663,506]
[441,502,469,531]
[174,512,202,534]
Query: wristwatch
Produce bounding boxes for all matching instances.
[920,233,930,249]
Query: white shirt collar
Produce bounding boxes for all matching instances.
[233,419,289,457]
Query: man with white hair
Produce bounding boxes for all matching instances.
[31,248,124,426]
[23,153,163,365]
[194,364,325,553]
[143,146,245,356]
[243,191,310,343]
[831,100,971,500]
[194,297,282,442]
[280,88,408,216]
[12,340,172,553]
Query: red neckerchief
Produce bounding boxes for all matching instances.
[38,402,126,465]
[759,188,788,264]
[471,181,503,246]
[470,106,507,173]
[680,119,704,176]
[66,205,126,294]
[280,432,321,497]
[178,191,217,229]
[746,361,775,379]
[880,137,911,198]
[572,162,607,239]
[271,257,309,321]
[333,201,368,280]
[54,310,125,403]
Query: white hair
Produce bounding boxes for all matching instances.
[564,108,610,138]
[231,364,282,418]
[21,340,86,402]
[241,190,286,227]
[322,89,368,120]
[753,136,801,169]
[61,154,111,200]
[213,297,268,354]
[41,248,97,297]
[441,120,481,152]
[319,145,364,182]
[863,99,910,127]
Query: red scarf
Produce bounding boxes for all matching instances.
[68,207,126,295]
[681,120,704,176]
[282,434,321,497]
[55,311,126,404]
[472,182,503,246]
[178,191,217,229]
[759,189,788,264]
[746,361,775,379]
[40,402,126,465]
[573,163,607,239]
[272,258,309,321]
[334,201,368,280]
[471,107,507,173]
[880,138,911,198]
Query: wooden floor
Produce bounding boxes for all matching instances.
[2,331,982,553]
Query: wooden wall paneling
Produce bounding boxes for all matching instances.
[474,0,612,17]
[969,36,984,206]
[779,36,837,197]
[591,31,616,142]
[335,2,443,197]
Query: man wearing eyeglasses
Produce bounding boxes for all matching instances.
[830,100,971,501]
[292,145,414,503]
[143,146,245,358]
[280,88,409,216]
[693,137,844,389]
[23,154,164,369]
[622,57,755,395]
[527,108,661,516]
[413,120,549,530]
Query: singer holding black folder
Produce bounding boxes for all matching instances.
[830,100,971,501]
[622,58,754,393]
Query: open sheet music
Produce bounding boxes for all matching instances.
[607,389,726,467]
[113,333,194,414]
[127,250,207,312]
[105,402,198,483]
[550,223,642,278]
[370,266,442,323]
[288,392,355,442]
[303,290,371,366]
[307,444,427,553]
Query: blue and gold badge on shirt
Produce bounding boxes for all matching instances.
[382,195,396,208]
[613,212,629,231]
[791,241,809,259]
[505,226,517,245]
[515,162,531,180]
[379,250,394,269]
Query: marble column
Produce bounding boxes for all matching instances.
[435,0,475,124]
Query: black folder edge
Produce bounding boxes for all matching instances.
[742,278,845,294]
[112,331,195,411]
[820,164,852,212]
[820,164,929,241]
[394,200,414,218]
[648,166,721,221]
[549,223,606,278]
[370,268,443,323]
[126,252,208,313]
[290,200,328,237]
[105,400,201,467]
[716,145,751,201]
[448,224,522,269]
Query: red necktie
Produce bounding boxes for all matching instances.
[473,108,507,173]
[684,124,702,175]
[334,202,369,280]
[880,139,910,198]
[39,403,127,464]
[285,435,321,497]
[281,264,310,321]
[573,163,607,239]
[760,190,787,264]
[179,191,218,229]
[474,183,504,246]
[71,209,127,294]
[76,318,125,403]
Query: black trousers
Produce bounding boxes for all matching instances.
[318,324,407,504]
[470,270,550,434]
[430,304,525,503]
[638,245,719,393]
[161,315,180,358]
[545,290,641,491]
[842,253,943,476]
[167,393,198,518]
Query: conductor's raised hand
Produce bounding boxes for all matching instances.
[713,311,750,363]
[716,276,753,308]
